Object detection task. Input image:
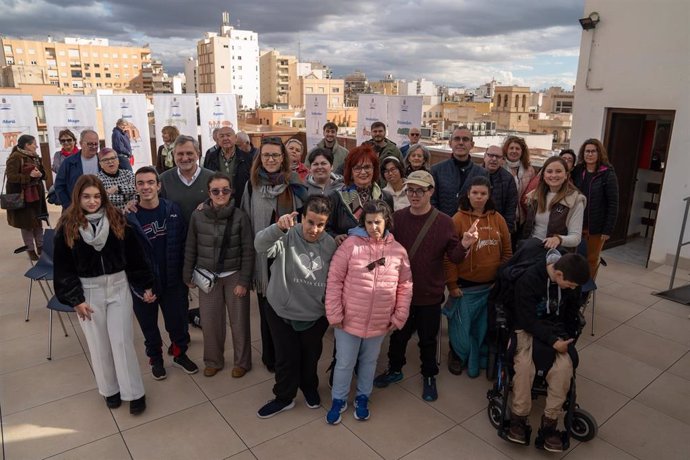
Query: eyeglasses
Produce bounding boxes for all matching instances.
[85,142,99,147]
[409,133,420,137]
[352,165,373,173]
[452,136,472,142]
[261,153,283,160]
[99,157,118,163]
[59,138,74,144]
[485,154,502,160]
[383,167,400,175]
[405,187,429,197]
[209,187,232,196]
[261,136,283,145]
[366,257,386,271]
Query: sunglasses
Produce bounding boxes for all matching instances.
[59,138,74,143]
[366,257,386,271]
[209,187,232,196]
[409,133,420,136]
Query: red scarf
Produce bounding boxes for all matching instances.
[61,146,79,158]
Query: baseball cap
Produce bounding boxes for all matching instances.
[405,170,435,188]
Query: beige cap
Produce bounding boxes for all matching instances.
[405,170,435,188]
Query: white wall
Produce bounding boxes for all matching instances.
[571,0,690,264]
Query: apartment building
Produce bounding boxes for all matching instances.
[196,12,260,109]
[0,36,151,94]
[259,50,296,106]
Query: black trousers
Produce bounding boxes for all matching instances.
[133,284,190,361]
[387,303,441,377]
[257,293,276,368]
[264,304,328,402]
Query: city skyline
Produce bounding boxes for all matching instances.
[0,0,584,90]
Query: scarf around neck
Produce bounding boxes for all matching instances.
[79,210,110,252]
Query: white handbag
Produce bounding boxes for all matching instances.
[192,267,217,294]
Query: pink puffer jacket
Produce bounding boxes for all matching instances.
[325,229,413,338]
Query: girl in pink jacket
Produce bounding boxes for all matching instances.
[325,200,412,424]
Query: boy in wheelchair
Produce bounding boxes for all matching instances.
[506,249,589,452]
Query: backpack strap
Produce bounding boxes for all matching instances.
[407,208,439,261]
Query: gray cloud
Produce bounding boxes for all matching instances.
[0,0,585,88]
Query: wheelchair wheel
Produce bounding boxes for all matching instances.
[570,408,598,442]
[487,397,509,430]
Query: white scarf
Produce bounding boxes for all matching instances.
[79,210,110,252]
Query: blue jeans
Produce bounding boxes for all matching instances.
[331,328,385,400]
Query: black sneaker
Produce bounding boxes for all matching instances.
[304,390,321,409]
[105,392,121,409]
[151,360,167,380]
[257,399,295,419]
[422,376,438,401]
[173,354,199,374]
[130,395,146,415]
[373,369,403,388]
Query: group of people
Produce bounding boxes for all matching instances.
[4,121,618,452]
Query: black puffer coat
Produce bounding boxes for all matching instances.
[572,164,619,235]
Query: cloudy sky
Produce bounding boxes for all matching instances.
[1,0,585,90]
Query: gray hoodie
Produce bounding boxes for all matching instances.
[254,223,337,321]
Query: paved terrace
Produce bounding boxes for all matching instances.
[1,207,689,459]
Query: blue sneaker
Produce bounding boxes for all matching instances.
[326,399,347,425]
[373,369,403,388]
[353,394,370,421]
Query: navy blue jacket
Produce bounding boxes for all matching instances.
[431,157,489,216]
[112,127,132,157]
[126,198,187,292]
[54,151,130,209]
[488,167,518,232]
[203,147,254,207]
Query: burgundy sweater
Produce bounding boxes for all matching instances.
[392,207,468,306]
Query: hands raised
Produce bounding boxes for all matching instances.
[277,211,299,231]
[461,219,480,248]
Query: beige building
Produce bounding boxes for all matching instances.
[492,85,531,131]
[0,37,151,95]
[196,12,260,109]
[288,73,344,109]
[259,50,296,106]
[254,107,357,128]
[540,86,574,114]
[529,112,572,149]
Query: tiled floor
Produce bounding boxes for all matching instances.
[1,210,690,459]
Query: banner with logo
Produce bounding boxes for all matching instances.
[198,93,238,154]
[0,95,40,178]
[356,94,388,146]
[152,94,197,148]
[44,95,98,162]
[101,94,152,171]
[305,94,328,151]
[387,95,423,149]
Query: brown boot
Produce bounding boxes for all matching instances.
[541,415,564,452]
[27,250,39,261]
[507,414,529,445]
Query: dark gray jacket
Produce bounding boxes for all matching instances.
[489,167,518,232]
[431,157,489,216]
[183,200,255,287]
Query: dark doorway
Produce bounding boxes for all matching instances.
[602,108,675,266]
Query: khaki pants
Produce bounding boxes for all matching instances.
[511,330,572,420]
[198,272,251,370]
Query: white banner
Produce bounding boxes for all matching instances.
[44,95,97,162]
[198,93,238,154]
[387,95,423,149]
[305,94,328,151]
[152,94,197,147]
[101,94,152,171]
[356,94,388,146]
[0,95,40,178]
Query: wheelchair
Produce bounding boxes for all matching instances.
[485,302,598,450]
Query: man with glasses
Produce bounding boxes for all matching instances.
[484,145,518,232]
[400,127,421,158]
[127,166,199,380]
[54,129,131,209]
[159,135,215,224]
[431,126,488,216]
[308,122,348,173]
[373,170,478,401]
[202,127,253,207]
